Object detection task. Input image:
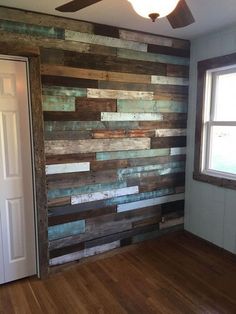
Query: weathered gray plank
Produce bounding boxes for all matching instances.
[45,138,151,155]
[87,88,153,100]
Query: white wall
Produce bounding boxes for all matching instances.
[185,24,236,253]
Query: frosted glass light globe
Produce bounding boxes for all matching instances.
[128,0,180,19]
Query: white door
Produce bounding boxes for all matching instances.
[0,56,36,284]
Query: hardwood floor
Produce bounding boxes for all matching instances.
[1,231,236,313]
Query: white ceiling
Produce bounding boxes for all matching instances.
[0,0,236,39]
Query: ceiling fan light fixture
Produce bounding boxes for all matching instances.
[128,0,180,21]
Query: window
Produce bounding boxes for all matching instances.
[194,53,236,189]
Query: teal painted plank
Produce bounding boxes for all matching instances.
[48,220,85,241]
[0,20,64,39]
[47,181,127,200]
[117,48,189,66]
[44,121,140,132]
[117,161,185,179]
[117,100,187,113]
[43,86,87,97]
[96,148,170,161]
[42,95,75,112]
[105,188,175,206]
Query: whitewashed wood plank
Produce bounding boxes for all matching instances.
[170,147,186,156]
[117,193,185,213]
[119,29,173,47]
[87,88,153,100]
[50,241,120,266]
[151,76,189,86]
[155,129,187,137]
[101,112,163,121]
[65,30,147,52]
[45,138,150,155]
[46,162,90,175]
[159,217,184,230]
[71,186,139,205]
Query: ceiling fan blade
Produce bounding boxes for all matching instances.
[56,0,103,12]
[167,0,195,29]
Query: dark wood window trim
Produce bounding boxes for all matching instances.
[0,42,48,277]
[194,52,236,190]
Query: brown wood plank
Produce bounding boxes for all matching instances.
[47,169,118,190]
[148,44,190,58]
[76,97,117,112]
[42,75,98,88]
[48,205,117,226]
[44,111,101,121]
[40,48,167,76]
[139,120,187,129]
[46,153,96,165]
[151,136,187,148]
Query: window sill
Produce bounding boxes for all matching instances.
[193,172,236,190]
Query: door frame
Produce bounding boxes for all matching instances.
[0,43,48,278]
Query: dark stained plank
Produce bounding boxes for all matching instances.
[148,44,190,58]
[42,75,98,88]
[48,205,117,226]
[47,169,118,189]
[46,153,96,165]
[151,136,187,148]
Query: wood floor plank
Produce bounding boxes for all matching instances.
[0,231,236,314]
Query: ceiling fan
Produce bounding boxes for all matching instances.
[55,0,195,29]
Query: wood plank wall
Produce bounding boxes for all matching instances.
[0,7,189,267]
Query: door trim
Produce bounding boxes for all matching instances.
[0,43,48,278]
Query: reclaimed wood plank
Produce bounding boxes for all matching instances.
[44,130,92,141]
[65,30,148,52]
[0,7,94,33]
[42,95,75,112]
[170,147,187,156]
[42,75,98,89]
[71,186,139,205]
[117,48,189,66]
[48,220,86,241]
[117,100,187,113]
[151,136,187,149]
[42,86,87,97]
[44,111,101,121]
[117,193,185,212]
[45,138,150,155]
[87,88,153,100]
[44,121,140,132]
[96,148,169,161]
[119,30,189,49]
[76,98,117,112]
[63,50,166,75]
[41,64,151,84]
[46,153,95,165]
[48,205,117,226]
[49,241,120,266]
[155,129,186,137]
[0,19,64,39]
[47,169,118,190]
[46,162,90,175]
[47,181,127,200]
[139,121,187,129]
[159,217,184,230]
[92,129,156,139]
[101,112,163,121]
[151,76,189,86]
[148,44,190,58]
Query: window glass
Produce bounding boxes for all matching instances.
[209,126,236,175]
[214,72,236,121]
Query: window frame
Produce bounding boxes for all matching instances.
[194,53,236,189]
